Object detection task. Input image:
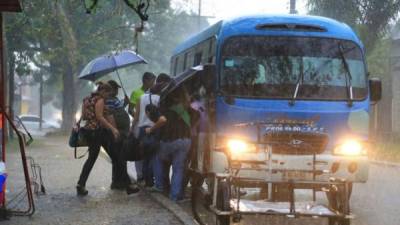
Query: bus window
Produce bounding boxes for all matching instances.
[221,36,367,100]
[173,57,179,76]
[187,51,194,70]
[208,38,216,63]
[183,52,189,71]
[194,52,202,66]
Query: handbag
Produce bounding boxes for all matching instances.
[68,119,88,159]
[121,132,143,161]
[141,132,160,156]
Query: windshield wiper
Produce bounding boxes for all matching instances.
[338,42,353,107]
[289,58,304,106]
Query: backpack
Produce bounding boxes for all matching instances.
[82,95,99,121]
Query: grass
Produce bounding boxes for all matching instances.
[369,141,400,163]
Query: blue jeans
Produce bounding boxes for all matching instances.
[139,126,159,186]
[155,138,191,201]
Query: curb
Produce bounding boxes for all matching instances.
[145,190,198,225]
[369,160,400,168]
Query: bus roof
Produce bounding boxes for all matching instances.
[172,14,363,55]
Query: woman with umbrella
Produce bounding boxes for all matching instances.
[77,50,147,195]
[104,80,140,194]
[76,82,120,196]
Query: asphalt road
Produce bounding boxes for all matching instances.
[2,136,183,225]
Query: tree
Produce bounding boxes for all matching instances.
[307,0,400,51]
[5,0,209,133]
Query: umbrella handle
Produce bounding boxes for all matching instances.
[111,55,128,97]
[115,69,128,97]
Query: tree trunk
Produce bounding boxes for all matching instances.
[54,2,80,133]
[61,63,75,132]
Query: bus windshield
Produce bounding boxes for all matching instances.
[220,36,368,100]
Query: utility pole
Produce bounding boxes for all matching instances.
[198,0,202,30]
[39,75,43,130]
[289,0,297,14]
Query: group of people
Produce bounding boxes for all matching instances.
[76,71,199,202]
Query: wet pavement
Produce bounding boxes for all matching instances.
[2,136,182,225]
[4,135,399,225]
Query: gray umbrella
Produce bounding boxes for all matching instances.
[78,50,147,95]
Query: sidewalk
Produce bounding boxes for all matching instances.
[2,135,183,225]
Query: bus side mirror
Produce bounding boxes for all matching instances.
[201,64,217,92]
[369,78,382,104]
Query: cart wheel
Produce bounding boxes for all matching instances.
[216,180,231,225]
[327,182,352,225]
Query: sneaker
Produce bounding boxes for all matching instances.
[148,186,163,193]
[76,185,88,196]
[137,179,146,187]
[126,184,140,195]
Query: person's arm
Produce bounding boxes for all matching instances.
[95,99,119,139]
[145,115,167,134]
[107,114,117,128]
[123,95,130,108]
[132,98,141,126]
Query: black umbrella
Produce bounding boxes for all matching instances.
[160,64,216,102]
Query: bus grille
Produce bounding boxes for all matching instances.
[264,132,329,155]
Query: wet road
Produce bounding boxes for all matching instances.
[3,136,182,225]
[351,163,400,225]
[183,162,400,225]
[4,136,399,225]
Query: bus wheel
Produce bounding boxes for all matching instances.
[216,180,231,225]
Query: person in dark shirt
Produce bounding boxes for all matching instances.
[104,80,139,194]
[145,86,199,201]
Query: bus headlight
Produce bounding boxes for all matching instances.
[333,140,367,156]
[227,139,257,156]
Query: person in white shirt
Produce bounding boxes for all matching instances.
[132,73,171,187]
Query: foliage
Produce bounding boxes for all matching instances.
[5,0,209,131]
[307,0,400,79]
[367,38,391,78]
[307,0,400,51]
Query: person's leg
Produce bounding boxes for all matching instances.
[77,130,102,189]
[112,137,131,188]
[101,129,120,187]
[170,139,191,201]
[154,141,171,191]
[182,136,196,190]
[135,161,143,181]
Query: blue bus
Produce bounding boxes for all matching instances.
[171,14,381,225]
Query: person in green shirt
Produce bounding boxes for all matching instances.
[129,72,156,116]
[128,71,155,182]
